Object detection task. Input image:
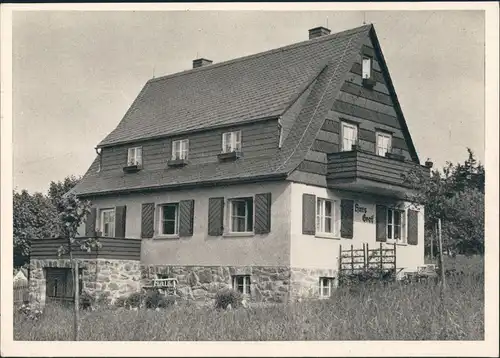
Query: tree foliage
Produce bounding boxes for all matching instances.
[13,176,82,267]
[405,148,485,256]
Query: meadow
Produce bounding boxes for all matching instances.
[13,256,484,341]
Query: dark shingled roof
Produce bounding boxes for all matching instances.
[73,25,374,196]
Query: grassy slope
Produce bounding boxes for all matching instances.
[14,257,484,341]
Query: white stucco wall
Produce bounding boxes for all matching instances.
[78,181,292,267]
[289,182,425,273]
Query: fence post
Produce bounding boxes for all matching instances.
[393,242,397,282]
[438,218,446,290]
[338,244,342,286]
[379,242,383,274]
[350,245,354,276]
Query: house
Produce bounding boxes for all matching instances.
[29,24,430,306]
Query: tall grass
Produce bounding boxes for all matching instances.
[14,272,483,341]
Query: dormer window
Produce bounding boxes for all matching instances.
[172,139,189,160]
[222,131,241,153]
[127,147,142,167]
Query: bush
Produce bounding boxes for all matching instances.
[125,292,143,308]
[144,290,176,309]
[214,288,242,310]
[96,291,112,307]
[79,291,96,310]
[114,296,127,308]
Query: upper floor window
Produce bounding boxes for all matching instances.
[222,131,241,153]
[127,147,142,167]
[341,122,358,151]
[376,132,392,157]
[172,139,189,160]
[387,208,405,243]
[229,197,253,233]
[99,208,115,237]
[362,57,372,79]
[159,203,179,236]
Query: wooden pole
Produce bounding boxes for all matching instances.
[393,242,397,282]
[338,244,342,285]
[438,218,446,290]
[430,222,435,263]
[379,242,383,273]
[351,245,354,276]
[74,259,80,341]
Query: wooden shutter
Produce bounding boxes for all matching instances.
[115,205,127,238]
[340,199,354,239]
[179,200,195,237]
[208,197,224,236]
[302,194,316,235]
[85,208,97,237]
[254,193,272,234]
[376,205,387,242]
[141,203,155,238]
[407,209,419,245]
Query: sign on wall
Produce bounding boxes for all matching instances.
[354,203,375,224]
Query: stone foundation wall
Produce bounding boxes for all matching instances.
[289,267,337,300]
[29,258,141,307]
[141,265,291,304]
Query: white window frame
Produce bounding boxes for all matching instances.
[387,208,406,244]
[341,122,358,151]
[127,147,142,166]
[232,275,251,295]
[316,198,339,237]
[158,203,179,237]
[319,277,334,299]
[171,139,189,160]
[362,57,372,79]
[228,197,254,234]
[376,132,392,157]
[222,131,242,153]
[98,208,115,238]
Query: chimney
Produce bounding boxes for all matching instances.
[308,26,331,40]
[193,58,213,69]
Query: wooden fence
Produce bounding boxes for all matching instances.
[14,282,30,304]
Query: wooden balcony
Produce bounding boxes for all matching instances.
[327,149,430,198]
[30,237,141,261]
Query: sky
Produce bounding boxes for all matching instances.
[12,10,485,193]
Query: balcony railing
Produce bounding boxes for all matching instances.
[327,148,430,198]
[30,236,141,261]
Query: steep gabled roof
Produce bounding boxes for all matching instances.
[98,25,371,148]
[73,24,423,196]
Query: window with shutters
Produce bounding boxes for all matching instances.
[98,208,115,237]
[376,132,392,157]
[159,203,179,236]
[387,208,405,243]
[172,139,189,160]
[319,277,334,298]
[222,131,241,153]
[341,122,358,151]
[316,198,339,237]
[232,275,251,295]
[127,147,142,166]
[228,197,253,233]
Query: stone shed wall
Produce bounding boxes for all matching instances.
[29,258,141,307]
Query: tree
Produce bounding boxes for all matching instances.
[13,190,57,267]
[48,175,81,237]
[405,148,485,256]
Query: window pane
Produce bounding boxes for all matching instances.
[325,200,332,217]
[362,58,371,79]
[325,217,332,233]
[163,205,177,221]
[387,209,393,224]
[163,220,176,235]
[387,224,392,239]
[394,211,401,226]
[232,217,246,232]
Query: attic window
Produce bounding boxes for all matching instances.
[362,57,372,79]
[362,57,376,89]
